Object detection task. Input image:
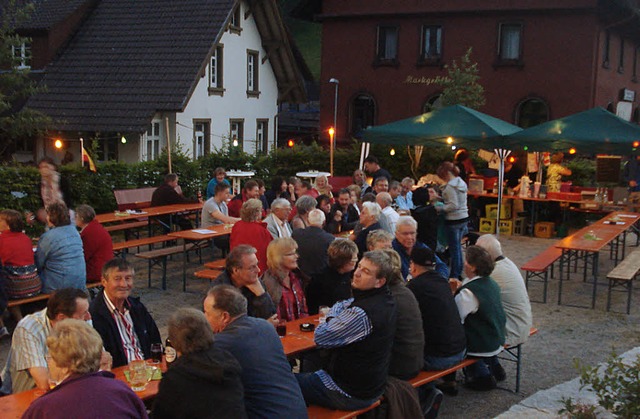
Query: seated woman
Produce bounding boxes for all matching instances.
[75,205,113,284]
[290,195,317,230]
[151,308,245,418]
[265,176,290,207]
[35,202,86,292]
[454,245,506,391]
[262,238,309,322]
[315,175,333,199]
[22,319,147,419]
[0,209,41,333]
[230,199,273,273]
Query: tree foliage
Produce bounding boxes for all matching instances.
[427,47,486,110]
[0,0,51,160]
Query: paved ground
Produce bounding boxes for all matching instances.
[1,233,639,418]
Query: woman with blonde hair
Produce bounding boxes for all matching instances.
[22,319,147,419]
[262,238,309,322]
[230,199,273,273]
[546,152,572,193]
[314,175,333,199]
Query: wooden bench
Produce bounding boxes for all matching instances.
[112,235,174,257]
[606,247,640,314]
[204,259,226,270]
[499,327,538,393]
[307,400,382,419]
[7,283,103,309]
[135,242,205,290]
[194,269,223,280]
[114,187,156,211]
[522,246,563,303]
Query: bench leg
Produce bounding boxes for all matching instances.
[515,344,522,394]
[162,257,168,291]
[148,258,152,288]
[627,278,633,315]
[607,279,613,312]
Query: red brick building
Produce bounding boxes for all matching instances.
[316,0,640,142]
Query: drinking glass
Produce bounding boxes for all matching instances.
[276,321,287,338]
[129,359,152,392]
[150,343,163,364]
[318,306,330,324]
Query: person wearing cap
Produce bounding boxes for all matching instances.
[406,246,466,396]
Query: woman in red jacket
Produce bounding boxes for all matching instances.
[75,205,114,283]
[230,199,272,273]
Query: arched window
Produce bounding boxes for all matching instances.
[350,94,376,138]
[515,98,549,128]
[422,94,443,113]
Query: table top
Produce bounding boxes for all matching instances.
[590,211,640,230]
[555,225,623,252]
[167,224,233,240]
[296,171,331,178]
[280,314,319,356]
[96,203,203,224]
[226,170,255,177]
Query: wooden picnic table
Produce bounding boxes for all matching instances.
[0,315,318,417]
[96,203,203,225]
[168,224,233,291]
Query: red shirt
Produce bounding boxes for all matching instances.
[80,220,114,282]
[0,230,35,266]
[229,221,272,273]
[277,271,309,322]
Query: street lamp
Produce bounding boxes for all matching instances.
[329,127,335,176]
[329,77,339,145]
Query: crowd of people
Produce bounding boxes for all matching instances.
[0,155,534,418]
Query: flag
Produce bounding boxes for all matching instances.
[82,147,96,172]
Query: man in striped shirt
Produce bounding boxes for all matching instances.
[295,250,397,411]
[90,258,161,368]
[0,288,91,394]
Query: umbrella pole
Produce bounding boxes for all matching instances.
[494,149,511,236]
[359,142,370,169]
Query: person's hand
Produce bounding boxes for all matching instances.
[245,280,265,297]
[100,350,113,371]
[267,314,278,326]
[334,210,343,222]
[448,278,461,295]
[630,180,638,187]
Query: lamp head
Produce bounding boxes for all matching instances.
[329,78,339,84]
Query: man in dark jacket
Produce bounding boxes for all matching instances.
[295,250,397,411]
[90,258,161,368]
[151,173,198,231]
[292,209,335,278]
[326,189,359,234]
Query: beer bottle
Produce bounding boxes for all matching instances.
[165,338,177,366]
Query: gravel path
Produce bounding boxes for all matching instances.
[1,234,638,418]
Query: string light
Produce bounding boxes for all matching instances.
[446,137,453,144]
[569,148,576,155]
[390,148,395,156]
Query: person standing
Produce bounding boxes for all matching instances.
[363,155,392,184]
[545,152,572,193]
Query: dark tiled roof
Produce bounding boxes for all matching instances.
[2,0,92,30]
[28,0,234,133]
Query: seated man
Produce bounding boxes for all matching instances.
[204,285,307,418]
[392,216,449,280]
[326,188,359,234]
[90,258,161,368]
[476,235,532,348]
[0,288,92,394]
[75,204,114,283]
[292,209,335,278]
[151,173,198,231]
[295,250,397,411]
[353,202,383,256]
[376,192,399,232]
[455,246,506,391]
[264,198,292,239]
[211,245,276,321]
[227,180,264,218]
[201,183,239,254]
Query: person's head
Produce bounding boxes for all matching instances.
[346,185,361,205]
[464,245,495,278]
[295,180,312,197]
[316,175,329,189]
[225,245,260,286]
[101,258,135,303]
[267,237,298,273]
[46,288,91,323]
[164,173,179,187]
[353,250,393,290]
[373,177,389,194]
[412,187,430,206]
[409,246,436,277]
[255,179,266,196]
[75,204,96,228]
[454,148,469,163]
[366,229,394,251]
[38,157,57,175]
[295,195,317,217]
[46,319,103,379]
[168,308,214,355]
[360,202,381,227]
[401,177,415,194]
[475,234,503,261]
[363,155,380,173]
[551,152,565,164]
[436,161,460,181]
[46,202,71,227]
[362,192,376,203]
[353,169,366,186]
[316,195,332,214]
[243,180,260,199]
[0,209,24,233]
[270,198,292,221]
[327,239,358,274]
[204,285,248,333]
[375,192,392,209]
[240,198,263,222]
[307,208,326,227]
[388,181,401,199]
[381,248,403,285]
[395,216,418,251]
[336,188,351,209]
[214,167,226,183]
[214,182,231,201]
[270,176,287,193]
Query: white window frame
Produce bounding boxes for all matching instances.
[421,25,442,60]
[12,42,31,69]
[256,119,268,153]
[210,45,223,89]
[145,120,161,161]
[230,119,244,149]
[247,50,259,95]
[498,23,522,61]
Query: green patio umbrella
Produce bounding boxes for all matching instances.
[507,107,640,154]
[362,104,522,148]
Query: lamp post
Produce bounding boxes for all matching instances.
[329,127,335,176]
[329,77,339,156]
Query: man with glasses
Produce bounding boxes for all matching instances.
[392,216,449,280]
[211,245,276,321]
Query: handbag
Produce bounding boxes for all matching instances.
[2,264,42,299]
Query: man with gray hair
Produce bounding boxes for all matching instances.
[204,285,307,418]
[392,216,449,280]
[476,234,532,348]
[211,245,276,321]
[376,192,399,233]
[264,198,292,239]
[292,208,335,277]
[353,202,383,255]
[295,250,397,411]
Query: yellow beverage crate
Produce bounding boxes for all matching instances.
[498,220,513,236]
[485,203,512,220]
[534,222,555,238]
[479,218,496,233]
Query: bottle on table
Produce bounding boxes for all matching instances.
[165,338,177,367]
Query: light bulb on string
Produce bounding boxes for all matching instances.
[390,148,396,156]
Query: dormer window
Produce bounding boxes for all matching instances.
[12,42,31,69]
[229,5,242,34]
